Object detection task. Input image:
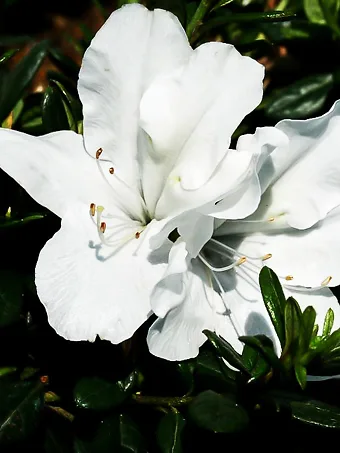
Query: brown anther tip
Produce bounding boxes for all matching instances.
[100,222,106,234]
[135,231,140,239]
[90,203,96,216]
[40,375,49,384]
[96,148,103,159]
[109,167,114,174]
[262,253,272,261]
[285,275,294,281]
[238,257,247,265]
[268,217,275,222]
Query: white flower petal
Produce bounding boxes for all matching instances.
[140,41,264,201]
[147,255,216,361]
[257,100,340,229]
[35,203,169,343]
[78,4,191,188]
[0,129,114,217]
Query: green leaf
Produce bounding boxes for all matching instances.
[294,364,307,390]
[241,344,270,380]
[283,297,302,357]
[304,0,327,24]
[0,380,44,445]
[74,414,146,453]
[259,266,286,347]
[203,330,250,374]
[239,335,282,371]
[0,269,23,327]
[176,362,195,393]
[314,328,340,355]
[157,410,186,453]
[265,73,333,121]
[42,85,71,133]
[188,390,249,433]
[0,213,45,229]
[211,0,234,11]
[74,377,128,411]
[322,308,334,337]
[48,47,80,79]
[51,79,82,127]
[299,306,317,353]
[0,40,48,123]
[0,49,18,65]
[291,400,340,428]
[196,349,237,383]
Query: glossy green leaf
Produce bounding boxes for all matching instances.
[314,328,340,355]
[48,47,80,79]
[188,390,249,433]
[157,411,186,453]
[283,297,302,357]
[0,380,44,445]
[291,400,340,428]
[74,377,128,411]
[196,349,237,383]
[300,306,317,353]
[304,0,327,24]
[0,213,45,229]
[42,85,71,133]
[51,79,82,128]
[322,308,335,337]
[74,414,146,453]
[294,364,307,390]
[203,330,250,374]
[0,269,23,327]
[241,344,270,380]
[0,40,48,123]
[212,0,234,10]
[265,73,333,121]
[259,266,286,347]
[0,49,18,65]
[239,335,282,371]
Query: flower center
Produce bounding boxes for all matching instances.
[88,148,151,248]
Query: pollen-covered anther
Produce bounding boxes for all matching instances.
[268,217,275,222]
[135,231,141,239]
[109,167,114,174]
[321,276,332,286]
[96,147,103,159]
[262,253,272,261]
[100,222,106,234]
[90,203,96,216]
[285,275,294,281]
[237,257,247,265]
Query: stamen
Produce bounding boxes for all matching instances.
[198,253,246,273]
[109,167,114,174]
[90,203,96,216]
[100,222,106,234]
[262,253,272,261]
[96,148,103,159]
[268,217,275,222]
[321,276,332,286]
[285,275,294,281]
[135,231,141,239]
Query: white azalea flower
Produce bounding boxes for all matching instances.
[148,101,340,362]
[0,5,265,345]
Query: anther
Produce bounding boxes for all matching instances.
[262,253,272,261]
[321,276,332,286]
[268,217,275,222]
[96,148,103,159]
[90,203,96,216]
[135,231,140,239]
[285,275,294,281]
[100,222,106,234]
[109,167,114,174]
[237,257,247,265]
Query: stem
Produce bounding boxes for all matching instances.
[186,0,216,41]
[132,394,193,407]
